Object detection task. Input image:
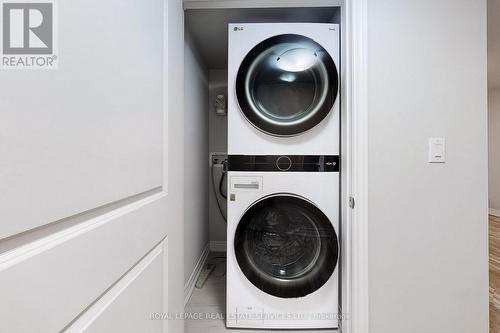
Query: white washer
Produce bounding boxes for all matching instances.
[228,23,340,155]
[226,155,340,329]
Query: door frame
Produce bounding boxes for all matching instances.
[344,0,369,332]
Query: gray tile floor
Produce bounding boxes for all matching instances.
[184,253,337,333]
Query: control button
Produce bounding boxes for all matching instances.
[276,156,292,171]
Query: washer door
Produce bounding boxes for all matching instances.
[236,34,338,137]
[234,195,338,298]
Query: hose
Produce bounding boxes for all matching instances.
[207,256,227,278]
[211,160,227,222]
[219,161,227,199]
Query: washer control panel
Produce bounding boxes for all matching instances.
[228,155,339,172]
[276,156,292,171]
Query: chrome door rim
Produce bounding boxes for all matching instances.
[236,34,339,137]
[234,193,339,298]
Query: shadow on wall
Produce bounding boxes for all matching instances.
[489,88,500,215]
[209,70,228,247]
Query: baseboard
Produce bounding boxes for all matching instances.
[209,241,227,252]
[184,244,209,306]
[490,208,500,218]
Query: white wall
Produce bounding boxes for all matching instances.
[208,70,228,245]
[488,0,500,89]
[184,32,209,283]
[366,0,489,332]
[489,88,500,212]
[165,0,186,331]
[489,0,500,213]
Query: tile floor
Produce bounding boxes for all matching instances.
[184,252,337,333]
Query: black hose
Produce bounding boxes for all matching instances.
[211,160,227,222]
[219,171,227,199]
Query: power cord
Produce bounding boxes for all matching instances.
[211,158,228,222]
[219,160,228,199]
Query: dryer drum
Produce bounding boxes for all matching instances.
[236,34,339,137]
[234,195,339,298]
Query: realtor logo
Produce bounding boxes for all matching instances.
[1,0,58,69]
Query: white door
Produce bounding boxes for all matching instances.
[0,0,185,332]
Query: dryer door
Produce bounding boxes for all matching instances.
[236,34,338,137]
[234,195,338,298]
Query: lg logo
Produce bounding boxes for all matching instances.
[1,0,57,69]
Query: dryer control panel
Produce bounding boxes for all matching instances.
[228,155,339,172]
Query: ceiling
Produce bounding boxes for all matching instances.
[489,0,500,89]
[188,4,499,85]
[185,7,339,69]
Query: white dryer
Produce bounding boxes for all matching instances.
[228,23,340,155]
[226,155,340,330]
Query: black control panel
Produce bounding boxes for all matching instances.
[228,155,339,172]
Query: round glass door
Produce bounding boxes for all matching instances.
[236,34,338,136]
[234,195,338,298]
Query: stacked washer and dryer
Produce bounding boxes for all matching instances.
[226,23,341,330]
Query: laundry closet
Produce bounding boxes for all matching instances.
[182,3,347,332]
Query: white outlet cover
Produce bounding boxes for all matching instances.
[428,138,446,163]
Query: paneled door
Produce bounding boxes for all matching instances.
[0,0,185,332]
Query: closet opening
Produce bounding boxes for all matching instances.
[182,5,345,332]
